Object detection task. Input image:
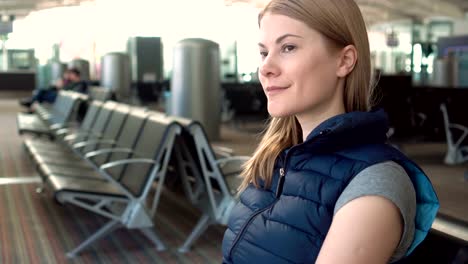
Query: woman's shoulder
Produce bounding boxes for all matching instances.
[334,161,416,217]
[334,161,417,262]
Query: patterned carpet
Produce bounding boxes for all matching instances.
[0,98,224,263]
[0,184,224,263]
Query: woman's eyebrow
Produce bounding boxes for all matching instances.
[258,33,303,47]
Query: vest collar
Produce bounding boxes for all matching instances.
[301,108,390,152]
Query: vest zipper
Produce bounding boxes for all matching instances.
[228,163,289,259]
[275,168,285,198]
[228,129,330,260]
[227,201,278,259]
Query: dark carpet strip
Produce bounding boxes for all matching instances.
[1,145,16,177]
[11,143,36,177]
[15,184,40,263]
[0,151,4,177]
[0,112,36,178]
[21,183,59,262]
[0,184,223,263]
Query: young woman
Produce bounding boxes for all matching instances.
[222,0,439,263]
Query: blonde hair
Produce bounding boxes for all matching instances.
[239,0,373,191]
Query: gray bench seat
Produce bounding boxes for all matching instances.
[168,116,249,253]
[17,91,88,137]
[440,103,468,165]
[17,114,50,135]
[26,102,134,180]
[35,108,149,182]
[43,113,181,258]
[23,100,116,161]
[49,176,125,198]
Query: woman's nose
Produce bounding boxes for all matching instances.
[259,55,280,77]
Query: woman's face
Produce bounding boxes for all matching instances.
[258,14,344,120]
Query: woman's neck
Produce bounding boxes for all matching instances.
[296,79,346,142]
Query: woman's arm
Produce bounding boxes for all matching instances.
[316,195,402,264]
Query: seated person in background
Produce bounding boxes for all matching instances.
[19,68,88,109]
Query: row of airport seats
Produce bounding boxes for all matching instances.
[17,90,88,138]
[18,92,248,258]
[16,87,113,139]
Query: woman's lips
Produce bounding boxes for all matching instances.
[266,86,288,95]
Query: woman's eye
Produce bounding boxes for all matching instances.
[259,51,268,58]
[282,45,296,53]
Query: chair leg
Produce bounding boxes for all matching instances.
[66,219,120,258]
[178,214,211,253]
[36,184,44,194]
[140,227,167,251]
[445,147,459,165]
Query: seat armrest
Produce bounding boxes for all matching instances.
[215,156,250,167]
[212,145,234,158]
[100,158,157,171]
[85,148,133,159]
[73,139,116,150]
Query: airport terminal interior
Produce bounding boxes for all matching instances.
[0,0,468,263]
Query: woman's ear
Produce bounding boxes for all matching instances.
[336,45,357,78]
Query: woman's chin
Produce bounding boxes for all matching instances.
[267,108,292,118]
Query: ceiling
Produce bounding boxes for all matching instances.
[1,0,468,25]
[356,0,467,25]
[0,0,89,19]
[225,0,468,26]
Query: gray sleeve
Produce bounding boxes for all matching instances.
[333,161,416,263]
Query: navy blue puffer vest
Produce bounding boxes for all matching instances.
[222,109,439,264]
